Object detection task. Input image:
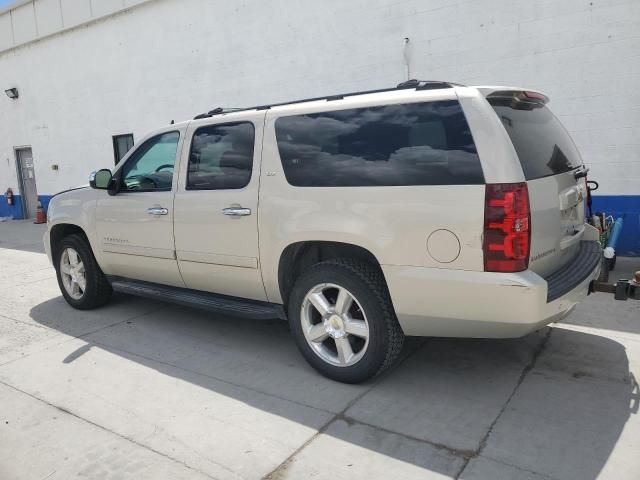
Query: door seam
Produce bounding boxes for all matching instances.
[255,111,270,301]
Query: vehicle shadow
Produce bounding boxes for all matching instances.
[28,294,636,479]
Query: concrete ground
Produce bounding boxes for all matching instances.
[0,220,638,480]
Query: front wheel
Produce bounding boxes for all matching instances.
[55,234,112,310]
[288,259,404,383]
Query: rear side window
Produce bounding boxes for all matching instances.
[488,97,583,180]
[274,100,484,187]
[187,122,254,190]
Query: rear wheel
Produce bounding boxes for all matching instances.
[55,234,112,309]
[288,259,404,383]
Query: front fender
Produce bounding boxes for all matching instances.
[46,188,100,264]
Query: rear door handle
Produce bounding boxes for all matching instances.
[222,207,251,217]
[147,207,169,216]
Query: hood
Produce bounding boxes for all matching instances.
[51,185,90,199]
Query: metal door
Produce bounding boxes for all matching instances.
[16,148,38,219]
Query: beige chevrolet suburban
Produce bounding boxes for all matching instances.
[44,80,601,383]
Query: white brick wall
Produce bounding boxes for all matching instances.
[10,3,37,44]
[35,0,64,37]
[0,0,154,52]
[1,0,639,196]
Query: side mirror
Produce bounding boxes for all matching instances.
[90,169,113,190]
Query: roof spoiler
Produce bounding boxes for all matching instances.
[475,86,550,105]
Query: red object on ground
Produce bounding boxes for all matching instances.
[34,200,46,224]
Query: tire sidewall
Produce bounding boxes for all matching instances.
[288,262,391,383]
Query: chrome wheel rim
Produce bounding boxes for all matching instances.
[60,248,86,300]
[301,283,370,367]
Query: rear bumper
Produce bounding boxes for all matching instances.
[544,241,601,302]
[383,241,602,338]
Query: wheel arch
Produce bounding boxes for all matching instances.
[50,223,90,260]
[277,240,384,307]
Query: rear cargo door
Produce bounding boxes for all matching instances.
[487,92,587,277]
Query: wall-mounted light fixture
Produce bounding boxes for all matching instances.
[5,88,19,99]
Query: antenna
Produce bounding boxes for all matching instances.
[403,37,411,81]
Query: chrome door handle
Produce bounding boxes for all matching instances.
[147,207,169,216]
[222,207,251,217]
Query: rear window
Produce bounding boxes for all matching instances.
[488,97,582,180]
[274,100,484,187]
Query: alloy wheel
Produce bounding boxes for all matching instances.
[300,283,370,367]
[59,247,86,300]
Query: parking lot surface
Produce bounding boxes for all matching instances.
[1,220,638,479]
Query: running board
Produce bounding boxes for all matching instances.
[108,278,286,321]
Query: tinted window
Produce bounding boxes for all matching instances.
[121,132,179,192]
[274,100,483,187]
[187,122,254,190]
[488,98,582,180]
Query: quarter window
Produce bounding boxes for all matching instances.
[121,132,179,192]
[187,122,255,190]
[275,100,484,187]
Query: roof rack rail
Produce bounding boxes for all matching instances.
[396,79,461,90]
[192,79,462,119]
[193,107,245,120]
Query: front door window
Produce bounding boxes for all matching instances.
[121,132,180,192]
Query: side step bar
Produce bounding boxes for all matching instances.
[109,278,287,320]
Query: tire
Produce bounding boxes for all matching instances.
[54,234,112,310]
[288,258,404,383]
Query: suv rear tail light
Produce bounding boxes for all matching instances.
[483,182,530,273]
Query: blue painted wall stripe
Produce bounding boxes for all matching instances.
[0,194,53,220]
[39,195,53,212]
[590,195,639,257]
[0,194,24,219]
